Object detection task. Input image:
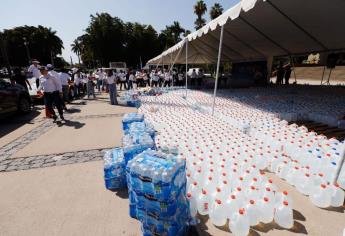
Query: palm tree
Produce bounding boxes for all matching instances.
[194,0,207,30]
[210,3,224,20]
[71,38,82,65]
[168,21,185,43]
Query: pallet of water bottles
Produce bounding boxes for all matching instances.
[103,148,127,190]
[122,113,156,164]
[103,113,156,190]
[118,91,142,107]
[126,149,190,236]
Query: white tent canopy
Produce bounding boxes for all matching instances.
[147,0,345,65]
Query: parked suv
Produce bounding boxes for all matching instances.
[0,79,32,118]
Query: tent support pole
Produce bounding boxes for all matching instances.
[185,39,188,98]
[290,55,297,83]
[321,66,326,85]
[212,25,224,116]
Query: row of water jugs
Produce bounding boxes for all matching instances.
[140,94,345,203]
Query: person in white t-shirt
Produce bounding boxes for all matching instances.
[59,69,71,104]
[96,69,105,92]
[107,70,118,105]
[128,71,134,90]
[163,70,171,87]
[73,71,81,98]
[28,59,41,89]
[118,70,127,90]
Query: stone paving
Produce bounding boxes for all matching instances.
[0,148,108,172]
[0,99,127,173]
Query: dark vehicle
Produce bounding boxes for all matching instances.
[0,79,32,117]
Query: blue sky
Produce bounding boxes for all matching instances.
[0,0,239,62]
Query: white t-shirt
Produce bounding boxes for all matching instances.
[59,72,70,86]
[119,72,126,81]
[164,72,171,81]
[39,74,62,93]
[97,71,105,80]
[28,65,41,78]
[107,75,116,84]
[129,74,135,81]
[74,74,81,86]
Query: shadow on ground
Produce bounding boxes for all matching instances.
[57,120,85,129]
[0,107,42,139]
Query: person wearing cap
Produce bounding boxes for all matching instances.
[28,59,41,89]
[47,64,67,110]
[38,66,64,121]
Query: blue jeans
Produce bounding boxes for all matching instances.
[109,83,117,105]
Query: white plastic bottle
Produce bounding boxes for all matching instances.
[330,183,345,207]
[209,199,227,227]
[225,195,240,221]
[258,197,274,224]
[229,209,250,236]
[197,189,211,215]
[274,201,294,229]
[187,192,198,217]
[245,200,259,226]
[310,184,332,208]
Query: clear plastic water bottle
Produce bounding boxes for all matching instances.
[258,197,274,224]
[274,201,294,229]
[229,209,250,236]
[209,199,227,227]
[330,183,345,207]
[197,189,210,215]
[187,192,197,217]
[310,184,332,208]
[245,200,259,226]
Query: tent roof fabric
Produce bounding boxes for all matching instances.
[147,0,345,65]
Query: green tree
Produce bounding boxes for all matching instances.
[0,25,64,67]
[71,38,82,65]
[210,3,223,20]
[194,0,207,30]
[73,14,188,68]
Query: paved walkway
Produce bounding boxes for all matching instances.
[0,93,140,236]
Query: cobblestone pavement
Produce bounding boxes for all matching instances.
[0,148,108,173]
[0,110,126,173]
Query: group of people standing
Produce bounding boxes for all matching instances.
[276,62,292,85]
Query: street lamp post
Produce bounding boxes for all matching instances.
[23,37,31,64]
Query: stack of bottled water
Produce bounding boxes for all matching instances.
[126,149,189,236]
[103,148,127,190]
[122,113,144,131]
[126,121,156,139]
[122,132,155,164]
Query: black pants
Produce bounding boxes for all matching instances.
[127,80,133,90]
[119,81,127,90]
[45,91,63,118]
[152,81,159,87]
[197,78,203,88]
[36,78,40,89]
[164,80,170,87]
